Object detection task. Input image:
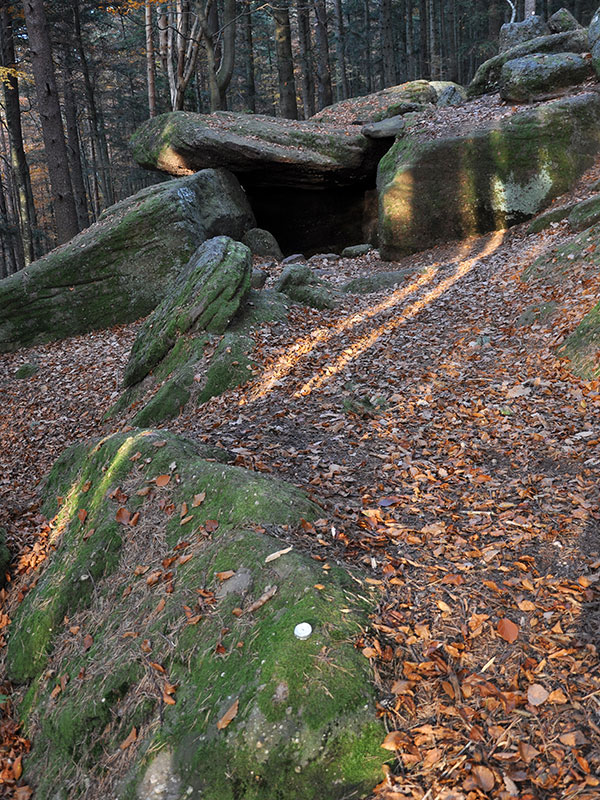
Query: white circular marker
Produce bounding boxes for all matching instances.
[294,622,312,640]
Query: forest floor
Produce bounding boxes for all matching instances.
[1,169,600,798]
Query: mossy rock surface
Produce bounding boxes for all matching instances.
[14,362,39,379]
[123,237,252,387]
[274,264,340,309]
[558,301,600,377]
[112,290,290,426]
[310,80,437,125]
[0,171,255,353]
[468,29,589,96]
[524,221,600,283]
[526,201,576,233]
[377,93,600,258]
[548,8,583,33]
[499,52,592,102]
[131,110,383,189]
[567,193,600,231]
[499,15,549,52]
[342,269,416,294]
[516,300,559,326]
[242,228,283,260]
[8,430,386,798]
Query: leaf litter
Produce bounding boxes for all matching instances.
[1,162,600,797]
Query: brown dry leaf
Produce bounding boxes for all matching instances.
[116,507,131,525]
[216,570,236,581]
[548,687,568,704]
[155,474,171,487]
[13,787,33,800]
[81,480,92,492]
[136,486,151,497]
[78,508,88,523]
[472,765,495,792]
[245,585,277,614]
[146,571,162,586]
[130,511,140,527]
[180,515,193,525]
[149,661,165,673]
[162,690,176,705]
[497,617,519,643]
[517,599,536,611]
[381,731,409,751]
[216,698,239,730]
[134,565,150,575]
[518,741,540,763]
[69,625,80,635]
[120,726,137,750]
[83,633,93,651]
[152,440,167,448]
[205,519,219,532]
[154,598,166,614]
[192,491,206,507]
[527,684,549,706]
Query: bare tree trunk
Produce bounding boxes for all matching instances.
[381,0,396,86]
[145,0,157,116]
[332,0,349,99]
[406,0,416,79]
[363,0,373,92]
[242,1,256,112]
[23,0,78,244]
[524,0,535,17]
[419,0,429,77]
[62,51,89,230]
[0,0,37,264]
[313,0,333,109]
[271,0,298,117]
[296,0,315,117]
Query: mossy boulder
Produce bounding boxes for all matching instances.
[0,170,255,352]
[7,429,386,798]
[131,110,385,189]
[274,264,340,309]
[499,52,592,102]
[342,269,415,294]
[123,237,252,387]
[113,289,290,426]
[14,362,39,379]
[499,15,549,52]
[377,93,600,258]
[568,193,600,231]
[526,201,577,233]
[242,227,283,260]
[310,80,437,125]
[557,301,600,377]
[548,8,583,33]
[468,29,589,96]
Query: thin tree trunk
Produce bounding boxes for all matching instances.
[332,0,349,99]
[313,0,333,109]
[145,0,157,116]
[419,0,428,77]
[406,0,416,79]
[363,0,373,92]
[524,0,535,17]
[242,1,256,112]
[271,0,297,118]
[381,0,396,86]
[62,51,89,230]
[23,0,78,244]
[296,0,315,117]
[0,0,37,263]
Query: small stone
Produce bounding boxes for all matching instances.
[341,244,373,258]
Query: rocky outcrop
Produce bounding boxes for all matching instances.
[310,79,439,124]
[274,264,340,309]
[241,227,283,260]
[558,301,600,377]
[590,6,600,78]
[123,237,252,388]
[377,93,600,258]
[0,170,255,352]
[499,52,592,101]
[499,15,549,52]
[567,193,600,230]
[468,29,589,95]
[548,7,583,33]
[7,430,386,799]
[131,110,387,188]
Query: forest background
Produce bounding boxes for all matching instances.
[1,0,599,276]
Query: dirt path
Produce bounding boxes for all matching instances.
[0,212,599,797]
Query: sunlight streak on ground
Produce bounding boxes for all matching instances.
[294,232,505,398]
[245,240,482,403]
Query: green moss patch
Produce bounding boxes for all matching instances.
[557,302,600,378]
[8,430,386,798]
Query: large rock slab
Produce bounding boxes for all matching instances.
[7,430,386,798]
[499,16,549,52]
[131,110,386,188]
[377,93,600,258]
[0,170,255,352]
[468,29,589,96]
[499,52,592,101]
[310,79,438,124]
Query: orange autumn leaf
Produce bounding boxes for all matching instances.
[192,491,206,507]
[155,474,171,487]
[120,726,137,750]
[497,617,519,643]
[216,698,239,730]
[83,633,94,650]
[116,507,131,525]
[472,765,495,792]
[78,508,88,523]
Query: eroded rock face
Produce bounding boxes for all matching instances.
[377,93,600,258]
[7,430,386,799]
[123,237,252,388]
[468,29,589,96]
[499,15,549,52]
[548,7,583,33]
[0,170,255,352]
[310,79,438,124]
[131,110,386,188]
[499,52,592,101]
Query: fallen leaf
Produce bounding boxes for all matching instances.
[527,684,549,706]
[116,507,131,525]
[192,491,206,507]
[120,726,137,750]
[265,545,293,563]
[216,570,235,581]
[472,765,495,791]
[217,698,239,730]
[78,509,88,523]
[519,741,540,762]
[83,633,93,650]
[497,618,519,643]
[155,474,171,487]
